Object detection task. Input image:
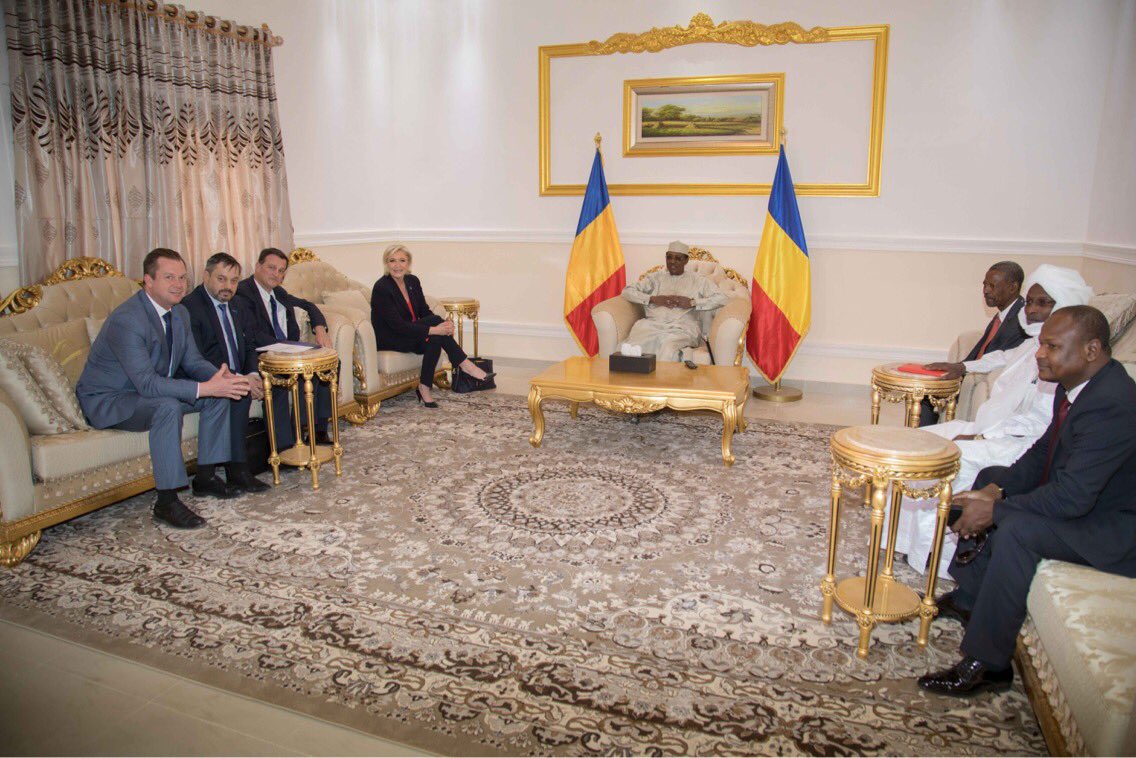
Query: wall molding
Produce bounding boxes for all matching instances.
[477,319,945,363]
[294,228,1132,260]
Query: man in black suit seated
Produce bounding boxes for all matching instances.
[920,261,1028,425]
[182,252,270,494]
[918,305,1136,696]
[233,248,334,450]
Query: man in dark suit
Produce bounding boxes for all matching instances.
[76,248,250,528]
[182,252,270,494]
[233,247,332,449]
[920,261,1028,425]
[918,305,1136,696]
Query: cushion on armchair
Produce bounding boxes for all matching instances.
[322,289,371,315]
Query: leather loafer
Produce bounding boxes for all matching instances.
[153,497,205,529]
[934,590,972,626]
[230,473,271,494]
[191,474,239,500]
[918,656,1013,697]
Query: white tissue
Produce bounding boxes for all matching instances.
[620,343,643,357]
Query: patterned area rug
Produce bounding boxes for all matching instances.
[0,392,1044,755]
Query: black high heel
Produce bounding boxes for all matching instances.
[415,385,439,408]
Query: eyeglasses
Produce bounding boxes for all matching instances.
[954,531,989,566]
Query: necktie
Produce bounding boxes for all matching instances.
[218,303,240,370]
[1040,396,1072,484]
[161,312,174,376]
[269,295,286,340]
[974,315,1002,359]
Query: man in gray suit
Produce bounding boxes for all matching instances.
[77,248,251,528]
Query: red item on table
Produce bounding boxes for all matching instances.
[896,363,948,377]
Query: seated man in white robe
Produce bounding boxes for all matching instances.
[621,240,729,362]
[890,265,1094,577]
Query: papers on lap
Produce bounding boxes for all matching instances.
[256,341,319,353]
[897,363,948,377]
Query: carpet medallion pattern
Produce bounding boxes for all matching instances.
[0,392,1044,755]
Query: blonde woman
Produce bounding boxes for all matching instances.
[370,244,492,407]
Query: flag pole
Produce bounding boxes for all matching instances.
[753,126,804,403]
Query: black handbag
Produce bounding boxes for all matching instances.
[452,357,495,393]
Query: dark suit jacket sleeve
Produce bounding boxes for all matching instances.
[184,293,219,370]
[280,287,327,331]
[371,278,432,344]
[234,281,274,347]
[994,391,1136,523]
[234,304,260,374]
[175,305,220,382]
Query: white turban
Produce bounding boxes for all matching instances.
[1019,264,1094,336]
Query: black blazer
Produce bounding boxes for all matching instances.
[234,276,327,346]
[182,285,259,374]
[371,274,443,353]
[964,297,1027,361]
[984,359,1136,574]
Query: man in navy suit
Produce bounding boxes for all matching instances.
[182,252,269,494]
[76,249,251,528]
[921,261,1028,425]
[233,247,333,450]
[918,305,1136,696]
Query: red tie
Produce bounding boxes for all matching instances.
[975,315,1002,359]
[1040,396,1072,484]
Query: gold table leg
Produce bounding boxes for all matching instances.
[471,310,479,358]
[919,482,953,646]
[882,482,904,578]
[720,402,736,466]
[528,387,545,447]
[944,394,958,422]
[905,393,921,428]
[569,401,579,419]
[263,373,281,485]
[820,469,842,624]
[328,368,343,477]
[857,476,889,658]
[870,384,881,425]
[291,381,303,454]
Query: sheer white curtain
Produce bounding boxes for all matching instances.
[3,0,294,283]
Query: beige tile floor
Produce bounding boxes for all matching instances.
[0,359,906,756]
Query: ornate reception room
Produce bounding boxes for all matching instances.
[1,1,1135,755]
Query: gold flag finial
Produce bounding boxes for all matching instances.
[594,132,602,151]
[780,126,788,146]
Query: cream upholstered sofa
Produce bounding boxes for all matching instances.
[280,248,450,420]
[0,256,358,567]
[590,247,751,366]
[943,292,1136,756]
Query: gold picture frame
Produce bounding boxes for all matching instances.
[538,13,889,196]
[624,74,783,157]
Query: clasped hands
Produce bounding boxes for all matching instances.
[428,319,455,337]
[649,295,694,309]
[200,363,263,400]
[950,482,1000,540]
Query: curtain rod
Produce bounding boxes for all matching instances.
[97,0,284,47]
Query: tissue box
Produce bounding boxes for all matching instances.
[609,352,656,374]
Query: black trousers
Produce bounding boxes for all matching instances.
[919,397,939,426]
[420,335,467,388]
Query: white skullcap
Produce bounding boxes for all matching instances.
[1019,264,1094,336]
[667,240,690,256]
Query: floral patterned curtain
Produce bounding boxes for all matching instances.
[3,0,293,283]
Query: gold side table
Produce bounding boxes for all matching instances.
[870,363,962,427]
[438,297,480,357]
[259,347,343,489]
[820,426,960,659]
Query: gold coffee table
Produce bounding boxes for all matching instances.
[259,347,343,489]
[528,356,750,466]
[871,362,962,427]
[438,297,480,357]
[820,425,960,658]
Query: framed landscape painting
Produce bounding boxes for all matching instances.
[623,74,784,157]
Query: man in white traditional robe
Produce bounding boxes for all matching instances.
[621,241,729,362]
[890,265,1095,577]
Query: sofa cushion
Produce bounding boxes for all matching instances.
[0,339,88,430]
[85,317,107,345]
[1091,293,1136,342]
[0,341,75,435]
[1027,559,1136,756]
[376,349,424,375]
[323,289,370,316]
[30,413,200,481]
[0,319,91,386]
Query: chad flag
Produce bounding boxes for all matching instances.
[564,149,626,356]
[747,146,810,382]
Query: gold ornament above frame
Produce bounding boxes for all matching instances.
[624,74,784,157]
[538,13,889,196]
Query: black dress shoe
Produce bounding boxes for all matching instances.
[935,590,972,626]
[415,386,439,408]
[229,472,271,493]
[153,497,206,529]
[191,474,239,500]
[918,656,1013,697]
[315,430,333,446]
